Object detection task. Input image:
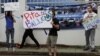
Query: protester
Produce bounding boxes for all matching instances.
[16,16,40,49]
[83,5,97,52]
[47,8,60,56]
[5,11,16,51]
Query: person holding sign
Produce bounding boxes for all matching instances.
[5,11,16,51]
[16,16,40,49]
[47,8,60,56]
[83,5,97,52]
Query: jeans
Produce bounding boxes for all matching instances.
[6,28,14,48]
[85,28,95,49]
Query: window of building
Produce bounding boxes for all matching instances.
[4,0,7,3]
[1,0,4,3]
[0,4,4,13]
[15,0,18,2]
[89,0,100,1]
[8,0,11,2]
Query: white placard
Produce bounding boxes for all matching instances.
[4,2,19,11]
[82,16,100,30]
[23,10,52,29]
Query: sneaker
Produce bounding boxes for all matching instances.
[36,46,41,49]
[12,47,15,52]
[6,48,9,51]
[90,48,98,52]
[16,44,22,49]
[83,47,90,51]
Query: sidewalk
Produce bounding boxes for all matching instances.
[0,46,100,56]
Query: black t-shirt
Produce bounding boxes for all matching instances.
[49,18,59,36]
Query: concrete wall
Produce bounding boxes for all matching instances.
[0,0,100,46]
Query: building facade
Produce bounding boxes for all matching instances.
[0,0,18,13]
[0,0,100,46]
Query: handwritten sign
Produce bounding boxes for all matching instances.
[23,10,52,29]
[82,16,100,30]
[4,2,19,11]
